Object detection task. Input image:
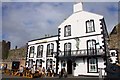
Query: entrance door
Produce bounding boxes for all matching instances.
[67,60,72,74]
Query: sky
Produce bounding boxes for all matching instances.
[1,1,120,49]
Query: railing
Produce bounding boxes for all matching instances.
[59,49,104,57]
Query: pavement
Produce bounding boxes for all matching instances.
[1,73,103,80]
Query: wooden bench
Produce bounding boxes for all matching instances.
[4,69,11,75]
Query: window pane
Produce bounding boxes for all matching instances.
[89,58,97,72]
[86,20,95,33]
[46,59,53,69]
[47,43,54,56]
[65,25,71,36]
[64,43,71,56]
[29,46,34,58]
[36,59,42,68]
[37,45,43,57]
[87,40,96,55]
[28,59,33,68]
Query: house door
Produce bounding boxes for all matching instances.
[67,60,72,74]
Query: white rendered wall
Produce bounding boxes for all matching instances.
[58,11,103,40]
[26,36,57,72]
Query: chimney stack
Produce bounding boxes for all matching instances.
[73,0,83,13]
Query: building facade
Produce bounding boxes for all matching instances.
[26,35,58,73]
[108,23,120,63]
[57,3,108,76]
[26,2,108,76]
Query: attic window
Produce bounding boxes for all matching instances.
[86,20,95,33]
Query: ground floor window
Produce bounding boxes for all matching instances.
[28,59,33,68]
[36,59,42,68]
[88,58,98,73]
[46,59,53,69]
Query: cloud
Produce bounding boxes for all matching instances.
[2,2,73,48]
[2,2,119,49]
[83,2,118,32]
[0,2,2,41]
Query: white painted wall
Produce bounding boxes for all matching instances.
[26,2,108,76]
[58,3,107,76]
[26,36,58,73]
[58,11,103,40]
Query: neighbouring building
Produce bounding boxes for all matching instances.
[108,23,120,63]
[26,2,109,77]
[26,35,58,73]
[6,45,27,69]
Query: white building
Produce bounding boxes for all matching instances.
[26,35,58,73]
[57,2,108,76]
[26,2,108,77]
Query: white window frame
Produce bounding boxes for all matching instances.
[64,25,71,37]
[64,43,71,56]
[36,59,42,68]
[47,43,54,57]
[86,20,95,33]
[88,58,98,73]
[37,45,43,58]
[29,46,35,58]
[87,40,96,55]
[28,59,33,68]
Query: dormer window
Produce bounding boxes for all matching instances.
[86,20,95,33]
[64,25,71,37]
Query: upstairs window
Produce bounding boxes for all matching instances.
[37,45,43,58]
[86,20,95,33]
[64,25,71,37]
[64,43,71,56]
[87,40,96,55]
[29,46,35,58]
[46,43,54,57]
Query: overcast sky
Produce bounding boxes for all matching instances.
[1,1,120,49]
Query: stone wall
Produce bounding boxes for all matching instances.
[108,23,120,63]
[1,59,26,69]
[8,45,27,61]
[3,45,27,69]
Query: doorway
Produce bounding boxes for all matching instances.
[67,60,72,74]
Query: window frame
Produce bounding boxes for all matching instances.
[64,25,71,37]
[36,59,42,68]
[64,43,71,56]
[46,43,54,57]
[87,58,98,73]
[87,39,97,55]
[28,59,34,68]
[37,45,43,58]
[29,46,35,58]
[46,59,53,69]
[86,20,95,33]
